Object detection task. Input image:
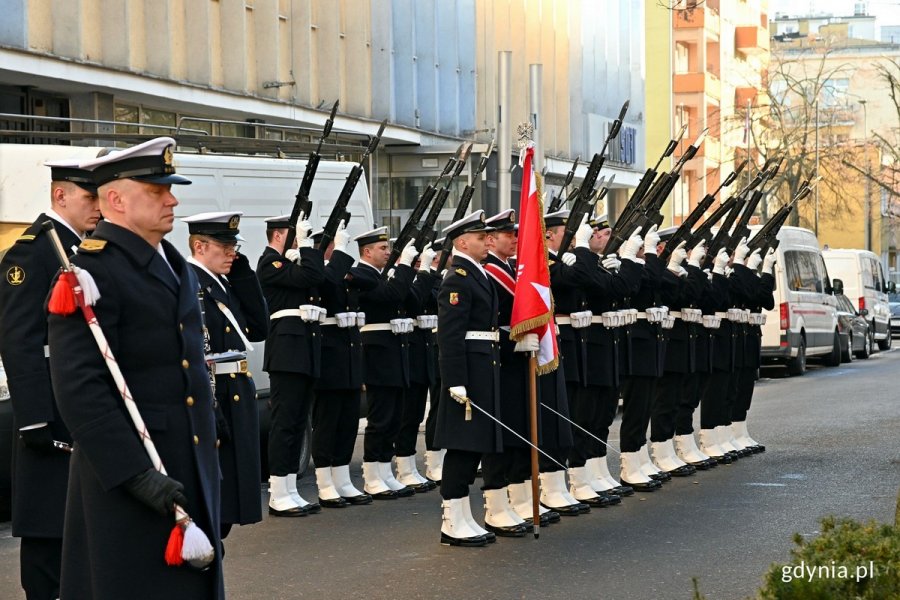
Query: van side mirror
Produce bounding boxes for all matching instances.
[832,278,843,296]
[860,308,869,317]
[889,281,897,294]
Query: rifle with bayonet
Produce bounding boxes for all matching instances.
[547,156,580,213]
[617,124,687,227]
[658,160,748,261]
[415,143,473,252]
[284,100,339,253]
[721,156,784,257]
[317,119,387,251]
[605,128,707,256]
[435,141,494,274]
[382,147,463,275]
[557,99,629,253]
[747,176,819,256]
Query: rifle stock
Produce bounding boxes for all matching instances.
[415,143,473,251]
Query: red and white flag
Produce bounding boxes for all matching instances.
[510,143,559,373]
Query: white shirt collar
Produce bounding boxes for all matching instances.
[187,256,228,293]
[488,250,511,268]
[452,248,487,277]
[46,209,84,241]
[359,258,383,274]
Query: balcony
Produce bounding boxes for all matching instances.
[735,25,769,55]
[674,5,720,39]
[674,71,721,101]
[735,86,760,107]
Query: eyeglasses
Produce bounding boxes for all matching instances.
[204,239,241,255]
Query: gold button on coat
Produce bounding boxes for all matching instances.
[193,435,199,445]
[186,396,194,406]
[182,359,189,369]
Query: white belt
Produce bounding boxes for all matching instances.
[215,360,249,375]
[360,324,393,333]
[465,331,499,341]
[555,316,571,325]
[669,311,682,319]
[714,311,730,320]
[321,317,338,326]
[271,309,303,320]
[44,344,50,358]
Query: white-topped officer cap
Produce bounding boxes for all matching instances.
[181,211,245,241]
[264,214,292,230]
[78,137,191,186]
[353,226,389,248]
[441,209,496,240]
[485,208,517,232]
[543,209,570,228]
[44,158,99,194]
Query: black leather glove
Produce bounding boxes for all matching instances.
[230,252,251,275]
[19,425,55,455]
[123,468,188,516]
[214,405,232,445]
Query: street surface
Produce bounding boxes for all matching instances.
[1,350,898,599]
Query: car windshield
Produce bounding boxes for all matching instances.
[891,302,900,316]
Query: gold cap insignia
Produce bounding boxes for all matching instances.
[6,266,25,286]
[163,145,174,166]
[228,215,240,230]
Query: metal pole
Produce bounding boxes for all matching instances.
[498,51,512,211]
[815,101,819,237]
[528,354,540,539]
[860,100,869,250]
[529,64,543,174]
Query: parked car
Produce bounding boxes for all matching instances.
[822,249,893,351]
[0,358,12,521]
[834,294,872,362]
[890,302,900,337]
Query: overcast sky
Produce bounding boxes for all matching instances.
[769,0,900,27]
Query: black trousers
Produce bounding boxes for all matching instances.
[268,372,315,476]
[731,367,757,422]
[441,449,482,499]
[481,451,512,490]
[20,537,61,600]
[363,384,404,462]
[619,375,656,453]
[567,384,596,468]
[506,447,534,484]
[674,372,704,435]
[538,445,568,473]
[425,378,442,451]
[651,371,686,442]
[312,388,361,467]
[700,370,732,430]
[591,385,620,458]
[396,382,428,457]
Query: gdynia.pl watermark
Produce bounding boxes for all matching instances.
[781,560,879,583]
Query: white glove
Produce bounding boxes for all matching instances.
[687,239,706,268]
[296,220,313,249]
[601,254,621,271]
[667,241,688,273]
[284,248,302,264]
[712,248,729,275]
[643,224,660,256]
[399,238,419,267]
[574,214,592,249]
[725,266,734,278]
[746,248,763,270]
[418,243,437,272]
[449,386,468,403]
[561,252,576,266]
[733,237,750,265]
[514,333,540,352]
[762,248,777,275]
[333,220,350,253]
[620,227,644,261]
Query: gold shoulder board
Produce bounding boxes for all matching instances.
[16,234,36,243]
[79,239,108,252]
[455,267,467,276]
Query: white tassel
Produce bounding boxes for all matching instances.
[181,520,215,568]
[72,266,102,306]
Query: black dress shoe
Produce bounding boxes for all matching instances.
[712,454,732,465]
[686,460,711,470]
[268,505,309,517]
[725,450,740,461]
[599,491,621,505]
[735,447,753,458]
[576,495,610,508]
[650,471,672,482]
[483,530,497,543]
[303,502,322,514]
[750,443,766,453]
[613,485,634,497]
[525,510,559,525]
[407,481,435,493]
[702,458,719,468]
[342,493,373,505]
[667,464,697,477]
[440,532,488,547]
[620,478,661,492]
[542,503,582,516]
[394,486,416,498]
[320,497,349,508]
[485,522,528,537]
[369,489,399,500]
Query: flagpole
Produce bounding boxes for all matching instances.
[528,352,541,539]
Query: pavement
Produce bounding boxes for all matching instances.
[1,349,898,599]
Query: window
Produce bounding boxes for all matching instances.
[785,250,822,292]
[822,78,849,108]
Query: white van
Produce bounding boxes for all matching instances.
[756,225,840,375]
[822,249,892,351]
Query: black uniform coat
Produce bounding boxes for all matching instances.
[0,215,75,538]
[434,255,503,454]
[258,246,325,377]
[406,270,440,387]
[483,252,529,447]
[190,253,268,526]
[659,264,708,374]
[315,250,362,390]
[578,250,643,388]
[732,265,776,369]
[625,254,667,378]
[707,271,735,373]
[48,221,223,600]
[688,265,725,374]
[349,262,416,387]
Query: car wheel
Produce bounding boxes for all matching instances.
[841,334,854,363]
[877,327,892,351]
[786,335,807,376]
[823,330,842,367]
[856,330,872,359]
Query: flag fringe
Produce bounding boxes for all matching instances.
[536,355,559,375]
[509,315,551,340]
